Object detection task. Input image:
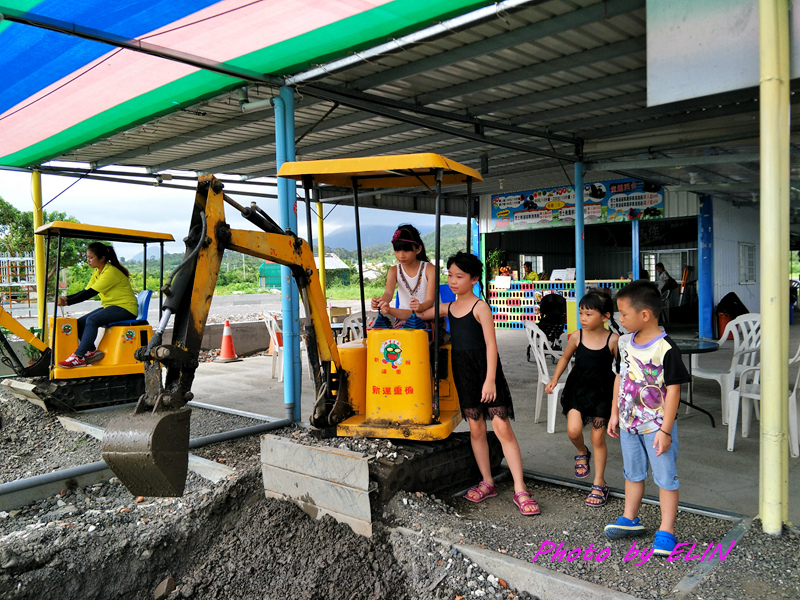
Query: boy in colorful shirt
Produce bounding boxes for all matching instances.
[605,280,690,556]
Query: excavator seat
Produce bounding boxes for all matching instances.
[106,290,152,327]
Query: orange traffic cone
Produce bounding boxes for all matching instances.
[217,319,242,363]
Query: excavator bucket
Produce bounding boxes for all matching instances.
[101,408,192,497]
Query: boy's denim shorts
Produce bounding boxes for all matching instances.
[620,421,679,491]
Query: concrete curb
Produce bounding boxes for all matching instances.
[392,526,638,600]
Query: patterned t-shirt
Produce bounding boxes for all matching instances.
[614,332,690,434]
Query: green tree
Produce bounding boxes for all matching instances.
[0,197,88,268]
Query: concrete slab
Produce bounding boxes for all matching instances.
[394,526,638,600]
[261,435,372,536]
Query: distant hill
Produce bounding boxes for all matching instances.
[125,250,162,262]
[327,224,470,264]
[118,223,471,271]
[323,225,402,250]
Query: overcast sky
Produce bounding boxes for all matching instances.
[0,165,464,260]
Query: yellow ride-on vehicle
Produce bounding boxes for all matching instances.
[100,154,502,499]
[0,222,173,410]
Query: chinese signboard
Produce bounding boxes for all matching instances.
[489,178,664,233]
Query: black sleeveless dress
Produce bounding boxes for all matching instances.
[449,300,514,421]
[560,329,615,425]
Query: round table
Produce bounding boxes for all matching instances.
[673,338,720,427]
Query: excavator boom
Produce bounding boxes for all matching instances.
[101,175,345,497]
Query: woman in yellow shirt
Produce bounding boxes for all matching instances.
[57,242,138,368]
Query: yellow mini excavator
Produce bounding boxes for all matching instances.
[101,154,502,499]
[0,223,174,411]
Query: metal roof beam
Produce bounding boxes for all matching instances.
[299,84,577,161]
[211,122,421,174]
[416,36,645,106]
[305,82,576,143]
[472,68,647,116]
[516,91,647,125]
[92,112,272,169]
[587,153,761,172]
[351,0,645,90]
[149,135,276,173]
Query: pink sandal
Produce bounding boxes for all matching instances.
[513,491,541,515]
[465,481,498,503]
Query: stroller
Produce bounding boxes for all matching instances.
[527,292,567,362]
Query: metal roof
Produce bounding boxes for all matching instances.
[4,0,798,217]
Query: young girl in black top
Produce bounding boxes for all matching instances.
[546,289,619,507]
[411,252,539,515]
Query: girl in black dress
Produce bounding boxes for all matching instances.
[411,252,539,515]
[545,290,619,507]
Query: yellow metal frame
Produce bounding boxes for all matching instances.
[277,153,483,188]
[0,306,48,352]
[35,221,175,244]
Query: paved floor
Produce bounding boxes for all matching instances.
[189,316,800,525]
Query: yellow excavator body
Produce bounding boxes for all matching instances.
[336,329,461,441]
[49,316,151,379]
[0,223,174,410]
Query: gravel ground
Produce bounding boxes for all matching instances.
[1,354,799,599]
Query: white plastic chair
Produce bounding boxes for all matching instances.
[264,314,284,381]
[525,321,564,433]
[692,313,761,424]
[660,290,671,324]
[264,312,313,382]
[341,312,378,343]
[726,344,800,457]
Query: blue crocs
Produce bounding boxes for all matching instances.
[604,516,646,540]
[652,530,678,556]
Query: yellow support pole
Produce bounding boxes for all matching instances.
[32,170,47,338]
[316,200,326,297]
[759,0,790,535]
[777,0,791,525]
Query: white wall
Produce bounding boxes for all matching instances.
[713,198,760,313]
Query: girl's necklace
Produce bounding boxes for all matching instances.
[398,262,425,298]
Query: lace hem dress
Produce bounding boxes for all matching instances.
[449,300,514,421]
[560,329,615,427]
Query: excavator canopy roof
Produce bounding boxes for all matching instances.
[277,153,483,189]
[36,221,175,244]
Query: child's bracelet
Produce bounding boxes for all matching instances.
[659,428,672,437]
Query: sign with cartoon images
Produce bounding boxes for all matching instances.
[489,178,664,232]
[379,339,403,370]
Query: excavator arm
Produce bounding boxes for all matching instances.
[101,175,348,497]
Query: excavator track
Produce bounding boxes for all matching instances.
[369,431,504,502]
[31,374,145,411]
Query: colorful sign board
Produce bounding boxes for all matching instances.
[489,178,664,232]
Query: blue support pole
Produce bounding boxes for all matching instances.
[698,196,714,338]
[574,162,585,328]
[280,86,301,422]
[272,95,297,423]
[631,220,640,281]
